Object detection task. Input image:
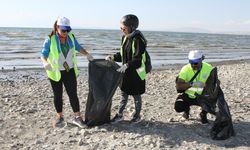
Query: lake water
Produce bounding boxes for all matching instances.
[1,27,250,70]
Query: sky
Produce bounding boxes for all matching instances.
[1,0,250,34]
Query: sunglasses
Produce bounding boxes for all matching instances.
[190,62,199,65]
[60,29,70,33]
[189,58,201,65]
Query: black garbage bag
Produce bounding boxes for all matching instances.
[85,59,122,126]
[196,67,235,140]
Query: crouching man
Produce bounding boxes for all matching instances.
[175,50,213,124]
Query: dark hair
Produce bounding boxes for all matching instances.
[120,14,139,33]
[49,21,58,38]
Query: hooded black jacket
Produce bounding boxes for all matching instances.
[113,32,146,95]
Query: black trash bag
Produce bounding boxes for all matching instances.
[210,87,235,140]
[196,67,235,140]
[85,59,123,126]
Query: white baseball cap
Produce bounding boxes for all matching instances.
[188,50,203,63]
[57,17,71,31]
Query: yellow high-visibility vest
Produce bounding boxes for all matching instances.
[120,37,146,80]
[46,33,78,81]
[179,62,213,98]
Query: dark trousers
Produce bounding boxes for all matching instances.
[118,91,142,118]
[174,93,207,114]
[49,68,80,113]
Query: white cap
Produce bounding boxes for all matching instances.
[188,50,203,63]
[56,17,71,30]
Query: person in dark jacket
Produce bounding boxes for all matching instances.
[105,14,147,124]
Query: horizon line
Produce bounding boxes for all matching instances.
[0,26,250,36]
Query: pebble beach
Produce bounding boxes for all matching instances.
[0,59,250,150]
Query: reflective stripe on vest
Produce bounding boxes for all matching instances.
[120,37,146,80]
[184,62,213,98]
[46,33,78,81]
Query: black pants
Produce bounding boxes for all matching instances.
[49,68,80,113]
[118,91,142,118]
[174,93,207,114]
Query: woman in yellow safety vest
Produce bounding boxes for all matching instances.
[41,17,94,128]
[106,14,147,124]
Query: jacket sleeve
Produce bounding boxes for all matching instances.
[113,52,122,62]
[41,38,51,58]
[127,37,146,69]
[73,37,82,52]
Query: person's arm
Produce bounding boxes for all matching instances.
[41,56,48,64]
[176,75,205,91]
[79,47,89,55]
[79,47,94,61]
[74,36,89,55]
[40,38,50,64]
[40,39,52,70]
[176,78,191,91]
[74,37,94,61]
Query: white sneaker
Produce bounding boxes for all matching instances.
[72,116,86,128]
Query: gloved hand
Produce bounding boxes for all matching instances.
[105,55,114,61]
[43,62,52,71]
[86,53,94,61]
[190,81,205,88]
[117,64,128,73]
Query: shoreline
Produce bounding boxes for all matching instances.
[1,58,250,73]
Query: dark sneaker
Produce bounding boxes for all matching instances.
[72,116,86,128]
[53,117,66,128]
[182,111,189,120]
[130,116,141,124]
[111,114,124,123]
[200,112,208,124]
